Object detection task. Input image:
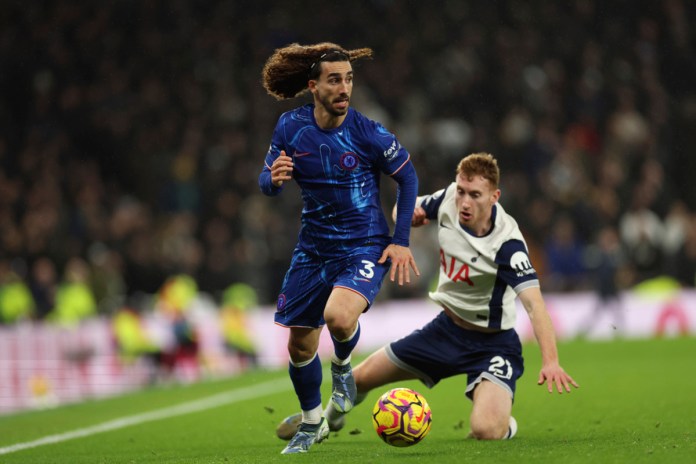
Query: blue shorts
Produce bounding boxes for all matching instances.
[274,245,390,328]
[386,311,524,400]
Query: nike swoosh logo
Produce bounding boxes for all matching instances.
[293,151,311,157]
[440,220,451,229]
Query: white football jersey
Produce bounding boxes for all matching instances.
[420,184,539,330]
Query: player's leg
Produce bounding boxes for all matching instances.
[323,287,368,412]
[282,326,330,454]
[323,248,391,413]
[463,328,523,440]
[287,327,324,422]
[275,250,333,453]
[469,379,514,439]
[354,346,417,392]
[324,346,417,430]
[280,310,448,439]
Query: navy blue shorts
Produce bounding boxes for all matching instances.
[387,311,524,399]
[274,245,389,328]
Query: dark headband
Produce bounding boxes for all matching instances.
[309,50,349,72]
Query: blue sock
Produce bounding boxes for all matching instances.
[288,354,323,411]
[331,322,361,362]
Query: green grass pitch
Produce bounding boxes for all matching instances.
[0,336,694,463]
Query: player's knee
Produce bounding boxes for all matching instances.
[324,313,354,339]
[287,343,316,363]
[469,417,509,440]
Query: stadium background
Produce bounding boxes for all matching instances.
[1,0,696,413]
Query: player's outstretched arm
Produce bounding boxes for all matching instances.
[518,287,580,394]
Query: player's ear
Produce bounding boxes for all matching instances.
[308,79,318,94]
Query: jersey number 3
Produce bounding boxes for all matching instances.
[359,260,375,279]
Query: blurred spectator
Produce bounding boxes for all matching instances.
[87,243,127,315]
[220,282,259,368]
[619,186,665,282]
[112,305,163,383]
[671,212,696,287]
[579,226,632,337]
[543,215,587,292]
[48,257,97,326]
[28,257,58,320]
[0,260,35,324]
[155,274,200,382]
[662,200,690,265]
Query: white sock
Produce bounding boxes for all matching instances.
[331,323,359,366]
[504,416,518,439]
[290,352,317,368]
[302,405,323,425]
[331,353,351,366]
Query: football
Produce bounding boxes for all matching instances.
[371,387,432,447]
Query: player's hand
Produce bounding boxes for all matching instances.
[411,206,429,227]
[538,363,579,394]
[378,244,420,286]
[272,150,293,187]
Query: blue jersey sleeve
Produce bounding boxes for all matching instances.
[258,118,287,196]
[365,120,412,176]
[391,161,418,246]
[360,117,417,246]
[494,239,540,291]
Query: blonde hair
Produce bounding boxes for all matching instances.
[456,152,500,188]
[261,42,373,100]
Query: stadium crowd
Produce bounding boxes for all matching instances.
[1,0,696,324]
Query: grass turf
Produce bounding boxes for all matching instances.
[0,336,694,463]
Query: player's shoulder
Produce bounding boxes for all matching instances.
[348,109,387,133]
[428,183,456,208]
[279,104,313,125]
[491,203,528,252]
[493,203,522,235]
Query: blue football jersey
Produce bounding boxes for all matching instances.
[261,104,412,257]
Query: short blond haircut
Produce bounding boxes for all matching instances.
[456,152,500,188]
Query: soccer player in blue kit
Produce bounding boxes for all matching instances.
[278,152,579,441]
[259,43,420,454]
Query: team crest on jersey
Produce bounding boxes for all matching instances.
[277,293,287,310]
[339,152,359,171]
[510,251,535,277]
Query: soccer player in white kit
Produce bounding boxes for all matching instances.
[278,152,579,441]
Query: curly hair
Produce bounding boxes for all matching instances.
[261,42,373,100]
[456,153,500,188]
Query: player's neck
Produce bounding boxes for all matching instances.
[460,217,493,237]
[313,106,347,130]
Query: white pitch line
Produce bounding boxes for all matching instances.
[0,377,291,456]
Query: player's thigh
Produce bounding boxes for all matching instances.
[354,347,416,392]
[470,379,512,427]
[330,248,390,310]
[275,250,332,328]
